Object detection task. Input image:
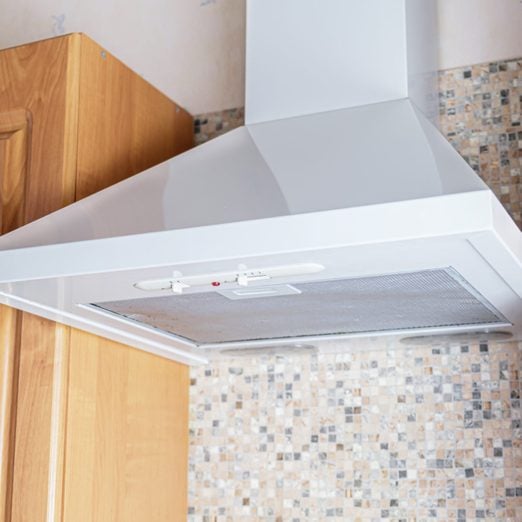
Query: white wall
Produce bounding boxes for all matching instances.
[0,0,245,115]
[438,0,522,69]
[0,0,520,114]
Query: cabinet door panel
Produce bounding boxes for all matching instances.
[0,36,78,522]
[0,108,30,233]
[0,306,20,522]
[0,108,30,522]
[0,35,80,221]
[9,316,70,522]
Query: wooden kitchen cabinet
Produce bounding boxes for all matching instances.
[0,34,193,521]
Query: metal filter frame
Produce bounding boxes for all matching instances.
[92,268,508,346]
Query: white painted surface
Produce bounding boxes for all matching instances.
[0,0,521,363]
[245,0,409,124]
[245,0,440,124]
[0,0,245,114]
[1,0,520,114]
[0,191,521,364]
[438,0,522,69]
[405,0,439,122]
[0,99,486,250]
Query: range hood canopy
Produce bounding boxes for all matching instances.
[0,0,521,365]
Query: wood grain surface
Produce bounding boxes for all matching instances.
[63,330,189,522]
[0,109,30,234]
[76,35,193,199]
[0,34,192,522]
[0,35,79,222]
[0,108,31,521]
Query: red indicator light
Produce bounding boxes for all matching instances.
[211,281,221,287]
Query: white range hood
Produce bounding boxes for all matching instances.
[0,0,521,365]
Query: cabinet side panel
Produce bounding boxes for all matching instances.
[76,34,194,199]
[63,330,189,522]
[67,34,191,521]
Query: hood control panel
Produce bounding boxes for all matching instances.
[134,263,325,295]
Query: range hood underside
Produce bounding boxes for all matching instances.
[0,1,520,364]
[0,192,520,365]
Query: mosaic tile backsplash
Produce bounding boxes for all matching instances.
[439,59,521,228]
[189,59,522,521]
[194,107,245,146]
[189,342,522,521]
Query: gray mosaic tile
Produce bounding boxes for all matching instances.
[188,57,522,522]
[188,341,522,521]
[439,59,522,228]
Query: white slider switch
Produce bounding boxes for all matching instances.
[237,274,249,287]
[135,264,325,292]
[237,273,270,286]
[171,281,189,294]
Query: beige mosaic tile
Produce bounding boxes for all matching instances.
[189,58,522,522]
[189,341,522,521]
[194,107,245,146]
[439,59,521,228]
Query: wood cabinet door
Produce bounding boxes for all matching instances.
[0,107,30,522]
[0,34,193,522]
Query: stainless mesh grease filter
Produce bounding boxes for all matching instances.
[92,268,506,345]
